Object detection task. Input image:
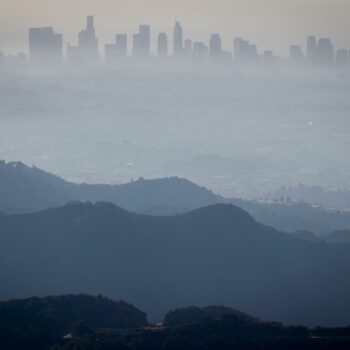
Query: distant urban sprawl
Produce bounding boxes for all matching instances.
[0,16,349,70]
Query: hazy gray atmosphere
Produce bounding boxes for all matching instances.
[2,2,350,348]
[0,1,350,201]
[1,67,350,199]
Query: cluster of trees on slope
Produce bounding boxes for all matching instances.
[2,295,350,350]
[163,305,255,327]
[0,295,147,350]
[1,202,350,326]
[54,319,350,350]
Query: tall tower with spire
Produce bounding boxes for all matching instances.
[173,21,183,56]
[78,16,99,63]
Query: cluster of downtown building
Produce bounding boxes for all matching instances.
[1,16,350,70]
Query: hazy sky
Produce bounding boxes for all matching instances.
[0,0,349,56]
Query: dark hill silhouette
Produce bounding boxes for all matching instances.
[0,160,222,213]
[163,305,254,327]
[55,313,350,350]
[0,294,147,350]
[0,294,147,331]
[5,295,350,350]
[0,161,69,212]
[293,230,350,244]
[70,177,224,213]
[3,160,350,235]
[323,230,350,244]
[1,203,350,326]
[292,231,323,243]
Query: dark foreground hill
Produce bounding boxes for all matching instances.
[163,305,254,327]
[0,294,147,350]
[0,294,147,332]
[59,315,350,350]
[2,295,350,350]
[1,203,350,326]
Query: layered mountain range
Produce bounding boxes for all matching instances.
[1,201,350,326]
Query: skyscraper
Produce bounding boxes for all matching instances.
[289,45,303,64]
[28,27,63,65]
[115,34,128,56]
[184,39,193,55]
[133,25,151,57]
[193,42,208,63]
[66,43,81,65]
[209,33,222,63]
[233,37,258,64]
[335,49,348,66]
[173,21,183,56]
[317,38,334,65]
[307,36,317,64]
[157,33,168,58]
[233,37,243,63]
[263,50,274,66]
[105,34,128,64]
[78,16,99,63]
[247,44,258,63]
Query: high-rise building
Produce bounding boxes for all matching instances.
[209,33,222,63]
[263,50,274,66]
[115,34,128,56]
[105,34,127,64]
[233,37,243,63]
[317,38,334,65]
[221,50,233,65]
[29,27,63,65]
[289,45,303,64]
[78,16,99,63]
[184,39,193,55]
[173,21,183,56]
[248,44,258,63]
[67,44,81,65]
[193,42,208,63]
[307,36,317,64]
[133,25,151,57]
[335,49,348,66]
[233,37,258,64]
[157,32,168,58]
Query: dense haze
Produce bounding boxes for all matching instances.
[1,1,350,199]
[1,66,350,198]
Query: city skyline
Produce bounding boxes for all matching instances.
[2,16,348,69]
[1,0,350,55]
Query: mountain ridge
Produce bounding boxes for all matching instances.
[0,160,223,213]
[1,201,349,326]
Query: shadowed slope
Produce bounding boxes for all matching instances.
[1,202,350,326]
